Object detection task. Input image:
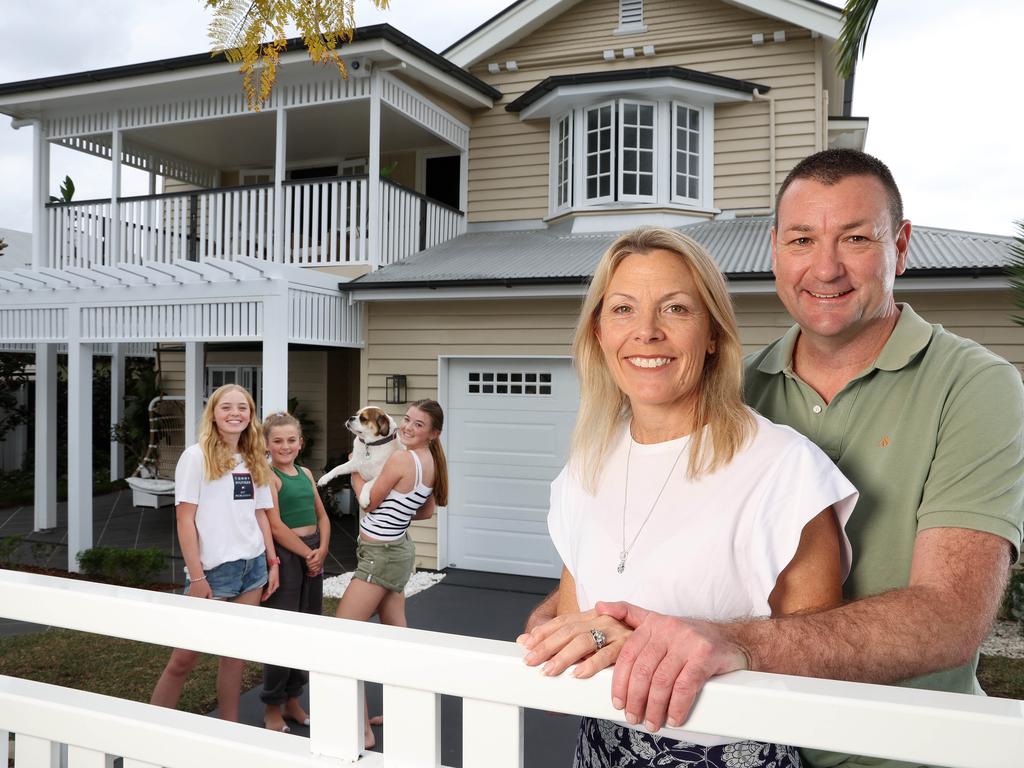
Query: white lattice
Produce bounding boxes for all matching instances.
[81,301,264,342]
[0,308,66,341]
[289,287,362,346]
[283,178,368,265]
[56,136,216,187]
[381,73,469,150]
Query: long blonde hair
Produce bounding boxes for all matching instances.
[570,227,754,492]
[199,384,272,487]
[409,399,449,507]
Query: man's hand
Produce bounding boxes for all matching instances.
[517,608,632,678]
[596,601,750,731]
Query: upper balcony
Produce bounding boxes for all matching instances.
[0,25,499,276]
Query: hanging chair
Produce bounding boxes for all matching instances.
[125,395,186,508]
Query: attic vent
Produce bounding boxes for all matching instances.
[616,0,647,35]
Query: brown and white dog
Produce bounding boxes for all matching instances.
[318,405,403,508]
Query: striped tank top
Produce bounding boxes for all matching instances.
[360,450,432,541]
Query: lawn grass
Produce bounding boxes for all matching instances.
[0,628,263,715]
[977,654,1024,700]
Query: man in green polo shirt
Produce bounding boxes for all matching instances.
[594,149,1024,765]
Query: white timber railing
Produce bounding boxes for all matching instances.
[44,177,463,272]
[1,570,1022,768]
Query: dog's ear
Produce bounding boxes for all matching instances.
[377,411,393,437]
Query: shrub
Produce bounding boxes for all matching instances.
[76,547,166,586]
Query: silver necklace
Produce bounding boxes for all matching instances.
[618,431,689,574]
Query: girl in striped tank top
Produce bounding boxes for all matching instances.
[335,399,449,748]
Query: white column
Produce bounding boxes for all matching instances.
[109,343,125,480]
[184,342,204,446]
[109,112,122,265]
[34,343,58,530]
[30,120,50,269]
[368,68,382,270]
[67,310,94,572]
[261,286,289,417]
[272,107,287,263]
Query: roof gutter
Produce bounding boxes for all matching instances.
[339,275,593,291]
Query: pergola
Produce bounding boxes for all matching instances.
[0,257,362,570]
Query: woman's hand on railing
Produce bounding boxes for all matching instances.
[516,608,632,679]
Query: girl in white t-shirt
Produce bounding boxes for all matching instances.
[149,384,280,722]
[518,228,857,768]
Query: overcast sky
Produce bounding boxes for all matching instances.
[0,0,1021,236]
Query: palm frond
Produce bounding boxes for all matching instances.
[1007,220,1024,327]
[834,0,879,79]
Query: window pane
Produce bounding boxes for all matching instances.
[688,132,699,154]
[624,103,637,121]
[640,105,654,123]
[688,178,698,198]
[623,176,636,195]
[624,151,637,172]
[640,152,653,172]
[640,127,653,149]
[587,178,597,198]
[640,175,653,196]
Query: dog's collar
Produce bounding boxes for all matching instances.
[360,432,399,454]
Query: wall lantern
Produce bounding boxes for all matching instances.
[385,374,408,404]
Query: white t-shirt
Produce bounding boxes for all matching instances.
[548,412,858,620]
[174,444,273,571]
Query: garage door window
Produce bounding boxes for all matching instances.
[467,371,553,396]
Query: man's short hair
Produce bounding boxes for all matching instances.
[775,149,904,232]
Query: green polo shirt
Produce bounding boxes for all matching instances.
[745,304,1024,768]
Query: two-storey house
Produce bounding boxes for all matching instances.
[0,0,1016,575]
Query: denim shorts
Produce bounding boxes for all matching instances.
[353,535,415,593]
[187,555,268,599]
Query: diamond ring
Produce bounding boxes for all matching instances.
[589,628,607,650]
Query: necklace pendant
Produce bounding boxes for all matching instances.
[617,553,626,574]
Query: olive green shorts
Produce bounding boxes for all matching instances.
[353,534,415,593]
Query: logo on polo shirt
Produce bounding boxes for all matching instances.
[232,473,254,500]
[879,436,891,448]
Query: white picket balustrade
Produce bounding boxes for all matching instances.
[0,570,1022,768]
[379,180,466,267]
[283,177,368,266]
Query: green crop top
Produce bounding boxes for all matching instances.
[272,466,317,529]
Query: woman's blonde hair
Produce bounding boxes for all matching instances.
[199,384,271,487]
[409,399,449,507]
[570,227,754,492]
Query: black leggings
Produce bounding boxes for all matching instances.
[260,531,323,705]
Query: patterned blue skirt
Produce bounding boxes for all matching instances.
[574,717,802,768]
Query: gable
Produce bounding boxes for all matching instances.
[447,0,841,68]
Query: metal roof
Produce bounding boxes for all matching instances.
[0,25,501,102]
[349,217,1014,288]
[506,67,769,113]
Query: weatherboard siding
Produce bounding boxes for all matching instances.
[466,0,822,222]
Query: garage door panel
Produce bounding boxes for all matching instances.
[447,358,578,579]
[448,521,563,577]
[450,409,574,465]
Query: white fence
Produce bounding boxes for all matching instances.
[45,178,463,272]
[4,569,1018,768]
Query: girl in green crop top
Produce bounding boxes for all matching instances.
[260,412,332,733]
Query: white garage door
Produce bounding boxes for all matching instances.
[446,358,578,578]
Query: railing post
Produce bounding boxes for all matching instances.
[188,192,199,261]
[272,107,287,263]
[418,196,427,252]
[30,120,51,269]
[309,672,364,761]
[109,111,121,265]
[368,68,382,270]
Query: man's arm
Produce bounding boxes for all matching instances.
[524,587,559,633]
[600,527,1011,730]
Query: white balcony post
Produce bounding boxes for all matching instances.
[67,308,94,573]
[184,342,204,446]
[109,111,122,266]
[309,672,364,761]
[34,343,58,530]
[368,67,382,270]
[109,343,125,481]
[145,172,157,262]
[30,120,50,269]
[261,286,289,417]
[272,107,287,263]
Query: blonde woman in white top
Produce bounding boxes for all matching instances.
[519,228,857,768]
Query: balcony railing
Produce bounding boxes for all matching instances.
[44,177,464,272]
[1,569,1021,768]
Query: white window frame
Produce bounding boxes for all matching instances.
[671,102,703,205]
[617,99,658,204]
[582,101,616,204]
[549,112,575,212]
[548,98,713,215]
